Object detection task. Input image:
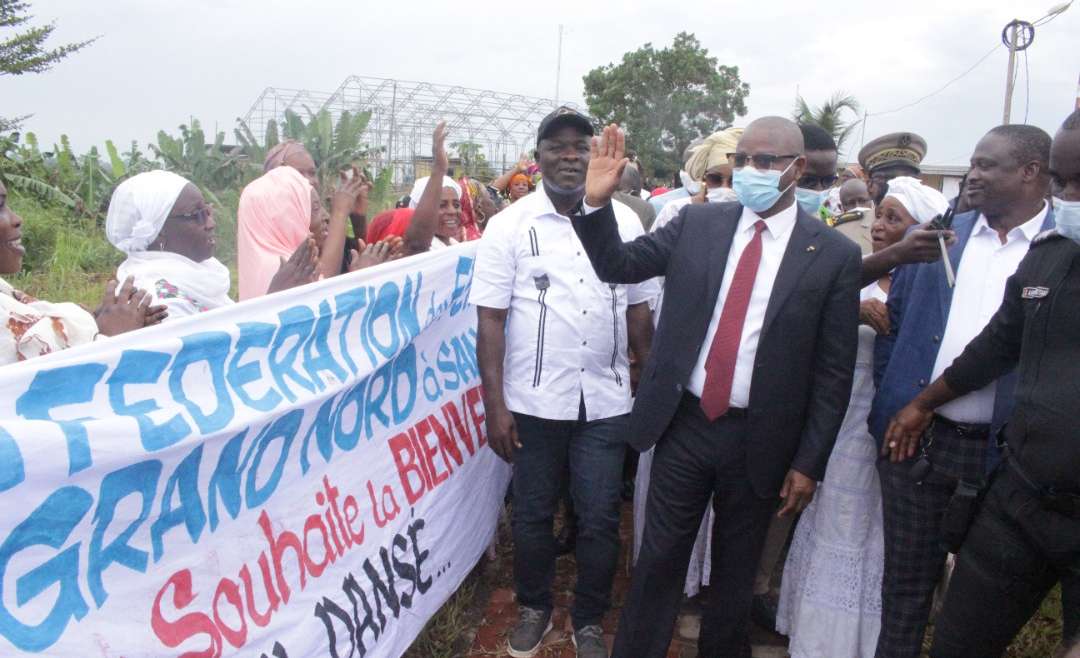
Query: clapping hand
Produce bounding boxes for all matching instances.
[584,123,629,208]
[267,236,319,294]
[348,240,394,272]
[95,276,158,336]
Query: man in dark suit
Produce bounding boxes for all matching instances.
[572,117,862,658]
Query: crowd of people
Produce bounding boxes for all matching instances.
[468,107,1078,658]
[0,99,1077,658]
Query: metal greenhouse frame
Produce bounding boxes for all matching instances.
[241,76,579,186]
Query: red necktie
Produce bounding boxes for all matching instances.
[700,220,767,421]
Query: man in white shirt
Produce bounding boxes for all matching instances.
[870,124,1055,658]
[470,107,658,658]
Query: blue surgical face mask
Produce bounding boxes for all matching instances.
[795,187,828,216]
[732,160,797,213]
[1052,197,1080,244]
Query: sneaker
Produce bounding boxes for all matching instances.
[572,624,608,658]
[507,606,552,658]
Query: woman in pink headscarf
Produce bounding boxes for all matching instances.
[237,166,327,300]
[238,166,395,300]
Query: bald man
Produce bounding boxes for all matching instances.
[574,117,861,657]
[615,165,657,230]
[839,178,871,212]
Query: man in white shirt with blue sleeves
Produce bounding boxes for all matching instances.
[470,107,658,658]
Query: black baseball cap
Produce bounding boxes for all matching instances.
[536,106,595,146]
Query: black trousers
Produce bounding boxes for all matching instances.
[929,466,1080,658]
[876,420,988,658]
[612,395,774,658]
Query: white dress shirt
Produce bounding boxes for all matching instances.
[931,204,1047,423]
[686,202,798,408]
[470,190,660,421]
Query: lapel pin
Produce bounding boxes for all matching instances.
[806,245,816,252]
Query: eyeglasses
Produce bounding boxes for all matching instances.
[170,206,212,224]
[727,152,801,170]
[797,173,839,189]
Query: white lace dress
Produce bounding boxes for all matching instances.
[775,282,886,658]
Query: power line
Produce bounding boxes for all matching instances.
[868,43,1002,117]
[1034,0,1073,26]
[1023,48,1030,123]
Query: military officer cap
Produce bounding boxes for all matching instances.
[858,132,927,174]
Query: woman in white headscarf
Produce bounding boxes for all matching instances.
[107,171,319,319]
[651,127,744,234]
[408,175,464,250]
[775,175,948,658]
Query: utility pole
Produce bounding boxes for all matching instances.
[554,24,564,105]
[1002,20,1019,124]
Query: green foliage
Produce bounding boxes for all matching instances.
[7,191,119,307]
[452,141,493,180]
[583,32,749,182]
[0,0,97,76]
[793,92,862,151]
[1,0,97,129]
[233,117,280,171]
[281,108,373,192]
[151,120,252,195]
[2,108,386,300]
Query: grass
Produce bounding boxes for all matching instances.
[8,191,241,307]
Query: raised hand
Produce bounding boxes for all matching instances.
[267,236,319,294]
[348,166,372,217]
[584,123,629,208]
[432,121,449,173]
[331,168,370,219]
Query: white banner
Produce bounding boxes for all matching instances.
[0,243,510,658]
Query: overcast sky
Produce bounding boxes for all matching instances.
[6,0,1079,166]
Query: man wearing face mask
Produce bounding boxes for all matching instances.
[573,117,861,658]
[794,124,840,219]
[471,107,658,658]
[890,110,1080,658]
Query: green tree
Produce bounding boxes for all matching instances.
[1,1,97,130]
[793,92,862,151]
[452,141,493,180]
[583,32,749,182]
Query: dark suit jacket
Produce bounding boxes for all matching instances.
[573,200,862,497]
[869,209,1056,447]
